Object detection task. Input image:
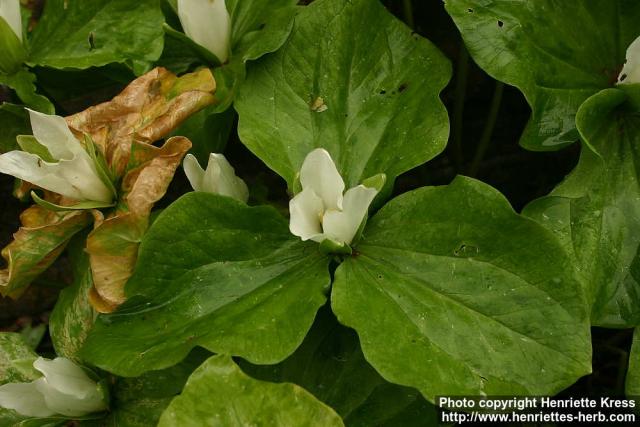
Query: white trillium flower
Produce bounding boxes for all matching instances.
[618,35,640,85]
[183,153,249,202]
[0,357,107,417]
[0,0,22,42]
[177,0,231,63]
[289,148,379,246]
[0,109,113,203]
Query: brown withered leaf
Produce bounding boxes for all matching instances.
[65,67,216,177]
[0,205,91,298]
[87,136,192,312]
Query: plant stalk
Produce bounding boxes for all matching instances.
[468,81,504,177]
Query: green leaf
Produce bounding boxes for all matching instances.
[82,349,210,427]
[81,193,330,376]
[0,333,39,385]
[0,69,54,113]
[235,0,450,192]
[158,355,344,427]
[49,234,96,362]
[0,104,29,153]
[523,88,640,327]
[0,17,26,74]
[332,176,592,399]
[627,328,640,401]
[27,0,165,74]
[240,306,436,425]
[445,0,640,150]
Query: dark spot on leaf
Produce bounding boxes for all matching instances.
[88,32,96,50]
[467,8,474,13]
[377,274,383,279]
[258,23,266,30]
[379,89,386,95]
[398,83,408,93]
[497,20,504,28]
[620,73,627,82]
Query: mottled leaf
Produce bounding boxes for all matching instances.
[81,193,330,376]
[235,0,450,192]
[28,0,165,74]
[523,88,640,326]
[158,355,344,427]
[332,176,592,399]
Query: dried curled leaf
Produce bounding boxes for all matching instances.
[87,136,193,312]
[0,67,216,303]
[0,205,91,298]
[65,67,216,177]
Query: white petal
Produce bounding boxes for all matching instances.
[299,148,344,210]
[0,382,54,417]
[33,358,97,400]
[322,185,378,245]
[619,35,640,85]
[27,109,82,160]
[177,0,231,63]
[203,153,249,202]
[183,153,206,192]
[0,151,112,202]
[0,0,22,42]
[35,378,106,417]
[289,188,324,242]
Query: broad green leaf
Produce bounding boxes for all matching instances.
[0,70,54,113]
[235,0,450,191]
[332,176,592,399]
[627,328,640,400]
[27,0,165,74]
[82,349,210,427]
[523,88,640,327]
[0,104,29,153]
[81,193,330,376]
[241,306,436,425]
[158,355,344,427]
[49,234,96,362]
[445,0,640,150]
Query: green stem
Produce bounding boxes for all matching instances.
[451,46,469,171]
[468,81,504,177]
[402,0,414,29]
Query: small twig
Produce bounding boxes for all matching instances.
[402,0,415,29]
[451,44,469,172]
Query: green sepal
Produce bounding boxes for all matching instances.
[83,134,118,199]
[617,83,640,113]
[163,23,222,67]
[0,17,26,74]
[361,173,386,192]
[31,191,115,211]
[319,238,352,256]
[291,171,302,195]
[16,135,56,163]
